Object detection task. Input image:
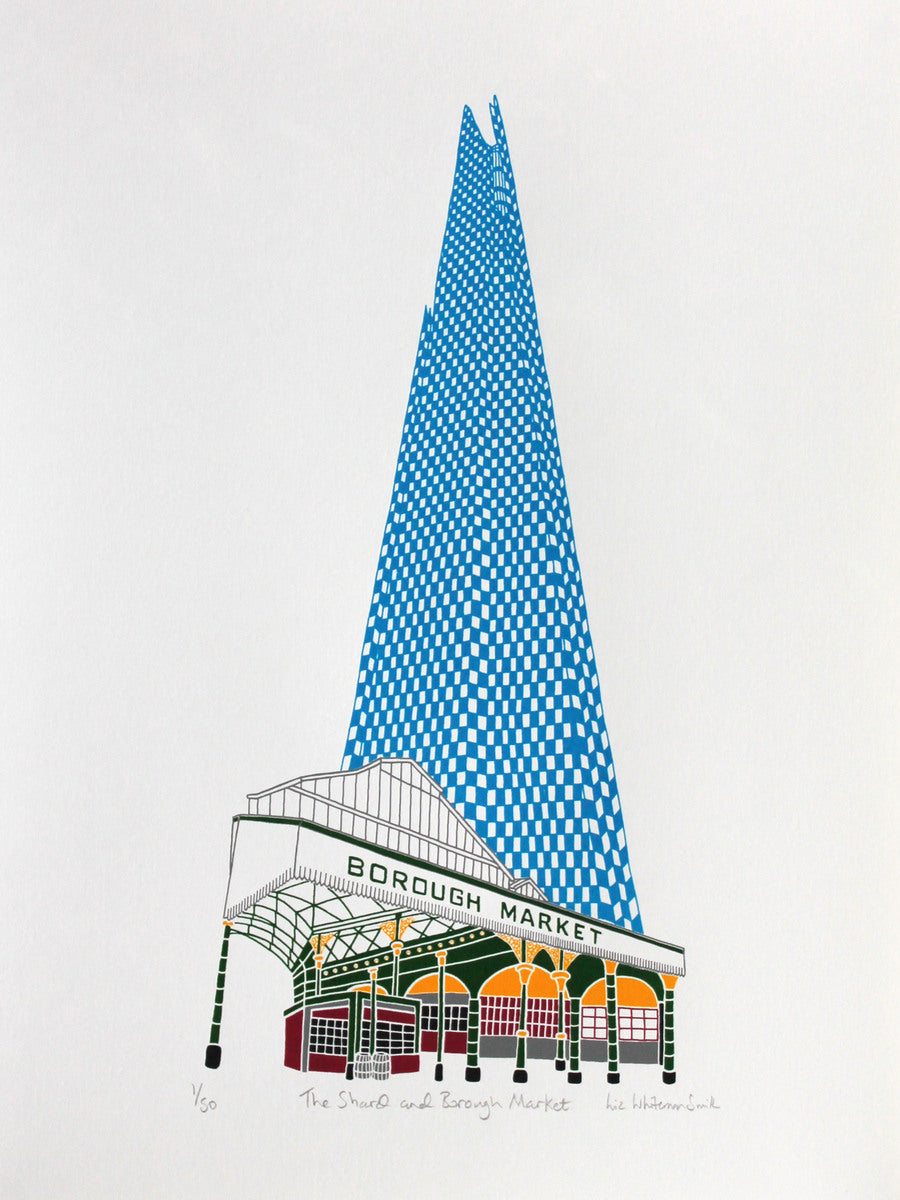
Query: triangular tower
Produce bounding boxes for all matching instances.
[344,98,641,931]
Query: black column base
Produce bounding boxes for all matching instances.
[345,1064,354,1080]
[205,1044,221,1069]
[567,1070,582,1084]
[512,1068,528,1083]
[607,1071,620,1084]
[555,1058,566,1071]
[662,1070,676,1084]
[434,1063,443,1081]
[465,1066,481,1083]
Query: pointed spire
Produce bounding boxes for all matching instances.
[343,101,642,930]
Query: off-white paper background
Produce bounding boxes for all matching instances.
[2,4,896,1197]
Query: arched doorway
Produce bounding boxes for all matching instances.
[479,965,565,1061]
[616,976,660,1064]
[580,978,608,1062]
[406,973,470,1054]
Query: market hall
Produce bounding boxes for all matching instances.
[206,758,684,1085]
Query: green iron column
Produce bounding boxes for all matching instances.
[605,960,620,1084]
[312,950,324,997]
[391,940,403,997]
[567,995,581,1084]
[434,950,447,1082]
[205,922,232,1069]
[512,963,534,1084]
[662,974,678,1084]
[346,992,359,1080]
[390,913,404,996]
[465,995,481,1082]
[367,967,379,1055]
[552,970,570,1072]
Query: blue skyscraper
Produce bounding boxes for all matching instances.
[343,98,641,931]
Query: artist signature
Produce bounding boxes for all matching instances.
[606,1092,721,1112]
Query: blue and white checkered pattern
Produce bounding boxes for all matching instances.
[343,98,641,931]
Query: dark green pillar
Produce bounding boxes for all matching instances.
[391,946,401,996]
[346,991,359,1079]
[512,964,531,1083]
[553,971,569,1071]
[465,995,481,1082]
[567,995,581,1084]
[368,968,378,1054]
[435,950,446,1082]
[205,923,232,1069]
[605,961,619,1084]
[391,913,403,995]
[662,975,677,1084]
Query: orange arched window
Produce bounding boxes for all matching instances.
[581,978,607,1040]
[617,978,657,1008]
[480,966,562,1038]
[582,979,607,1007]
[480,965,556,998]
[406,973,468,995]
[579,976,659,1041]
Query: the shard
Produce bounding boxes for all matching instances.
[343,98,641,931]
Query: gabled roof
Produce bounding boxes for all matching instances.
[246,757,547,899]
